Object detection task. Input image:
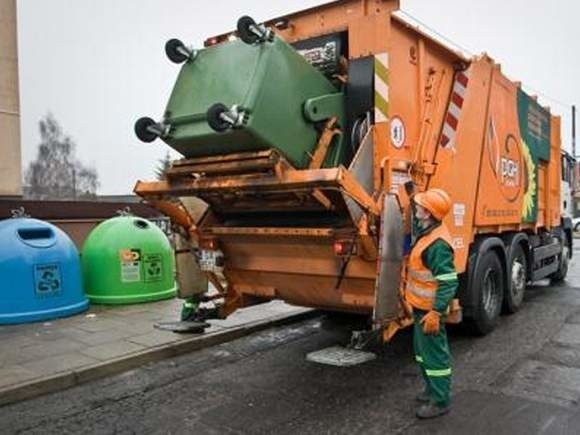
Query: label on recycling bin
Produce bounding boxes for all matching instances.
[119,248,142,283]
[143,253,163,283]
[34,263,63,297]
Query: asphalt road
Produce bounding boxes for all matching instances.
[1,244,580,435]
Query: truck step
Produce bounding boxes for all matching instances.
[306,345,376,367]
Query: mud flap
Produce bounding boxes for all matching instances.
[175,233,208,299]
[373,194,404,324]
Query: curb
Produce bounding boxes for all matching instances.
[0,308,318,408]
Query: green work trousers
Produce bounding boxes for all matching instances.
[413,310,452,407]
[180,295,200,321]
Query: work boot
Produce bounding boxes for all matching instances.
[415,390,430,403]
[416,402,450,419]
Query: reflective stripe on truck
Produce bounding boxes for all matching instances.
[439,69,471,149]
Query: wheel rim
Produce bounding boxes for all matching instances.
[482,268,500,316]
[511,258,526,301]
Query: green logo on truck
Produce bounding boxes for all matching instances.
[517,89,551,223]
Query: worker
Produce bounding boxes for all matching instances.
[404,188,458,419]
[180,294,200,321]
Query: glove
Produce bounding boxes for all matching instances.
[420,310,441,335]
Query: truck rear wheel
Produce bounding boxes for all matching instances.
[550,233,569,283]
[470,250,504,335]
[503,244,527,314]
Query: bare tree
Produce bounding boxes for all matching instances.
[155,151,172,180]
[24,113,99,200]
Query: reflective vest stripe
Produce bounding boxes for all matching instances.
[415,355,424,363]
[408,269,435,281]
[434,272,458,281]
[184,301,195,308]
[404,224,454,311]
[407,282,436,300]
[425,368,452,377]
[409,270,458,282]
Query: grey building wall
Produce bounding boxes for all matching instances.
[0,0,22,197]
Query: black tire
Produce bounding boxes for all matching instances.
[237,16,259,44]
[206,103,231,132]
[550,233,569,283]
[134,117,158,143]
[503,243,527,314]
[574,222,580,232]
[469,250,504,335]
[165,38,189,64]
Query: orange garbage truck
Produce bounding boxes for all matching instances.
[134,0,573,343]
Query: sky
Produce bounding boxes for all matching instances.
[16,0,580,195]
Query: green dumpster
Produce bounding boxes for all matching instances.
[82,217,177,304]
[135,21,347,169]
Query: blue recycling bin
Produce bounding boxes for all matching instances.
[0,218,88,324]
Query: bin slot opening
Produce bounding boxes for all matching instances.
[134,219,150,229]
[18,228,54,240]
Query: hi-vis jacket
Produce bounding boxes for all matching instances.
[405,223,458,312]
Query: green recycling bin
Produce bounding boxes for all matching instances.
[135,20,347,169]
[82,217,176,304]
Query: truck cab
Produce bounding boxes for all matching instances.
[561,151,576,220]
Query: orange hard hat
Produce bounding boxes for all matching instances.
[413,188,452,220]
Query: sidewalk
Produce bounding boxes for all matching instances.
[0,299,314,407]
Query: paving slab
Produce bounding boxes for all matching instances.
[21,352,99,376]
[0,298,315,407]
[127,329,184,347]
[75,317,128,333]
[58,326,138,346]
[79,340,147,361]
